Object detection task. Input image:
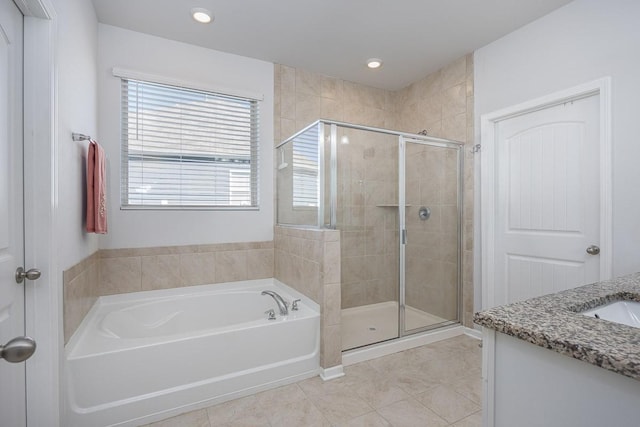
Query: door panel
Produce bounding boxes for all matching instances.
[495,95,600,306]
[402,139,461,333]
[0,0,25,425]
[338,127,400,351]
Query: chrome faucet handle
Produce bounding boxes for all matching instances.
[265,309,276,320]
[291,299,301,311]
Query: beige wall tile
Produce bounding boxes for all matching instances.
[280,65,296,90]
[321,75,343,100]
[64,270,93,343]
[441,56,467,90]
[281,118,296,142]
[295,92,322,126]
[302,238,322,261]
[99,256,141,295]
[442,84,467,118]
[321,97,344,121]
[442,113,467,143]
[281,89,296,120]
[179,252,216,286]
[246,248,274,279]
[141,255,181,290]
[321,323,342,368]
[216,250,248,283]
[323,241,340,284]
[343,81,386,110]
[323,283,341,326]
[296,68,322,96]
[341,281,365,309]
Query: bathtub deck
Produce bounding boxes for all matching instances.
[142,334,482,427]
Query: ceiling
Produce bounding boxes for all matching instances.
[92,0,573,91]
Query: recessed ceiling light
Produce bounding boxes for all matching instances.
[367,58,383,69]
[191,8,213,24]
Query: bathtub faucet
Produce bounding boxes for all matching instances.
[261,290,289,315]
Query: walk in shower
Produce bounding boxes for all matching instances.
[277,120,463,351]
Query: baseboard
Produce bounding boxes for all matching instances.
[320,365,345,381]
[464,326,482,340]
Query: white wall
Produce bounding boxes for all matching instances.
[475,0,640,303]
[97,24,274,249]
[54,0,100,270]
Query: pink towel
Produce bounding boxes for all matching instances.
[86,140,108,234]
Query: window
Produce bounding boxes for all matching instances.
[121,78,259,209]
[292,125,319,208]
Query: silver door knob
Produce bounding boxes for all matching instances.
[15,267,41,284]
[586,245,600,255]
[0,336,36,363]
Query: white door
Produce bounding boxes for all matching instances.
[492,95,601,306]
[0,0,30,425]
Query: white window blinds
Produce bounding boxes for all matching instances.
[121,78,259,209]
[292,126,320,207]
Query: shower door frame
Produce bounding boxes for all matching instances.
[398,136,464,338]
[322,121,464,344]
[278,120,464,348]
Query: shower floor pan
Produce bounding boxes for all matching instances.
[341,301,448,350]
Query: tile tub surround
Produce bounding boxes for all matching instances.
[274,225,342,370]
[63,252,100,344]
[63,241,274,342]
[474,272,640,381]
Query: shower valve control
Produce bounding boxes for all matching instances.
[418,206,431,221]
[291,299,301,311]
[265,309,276,320]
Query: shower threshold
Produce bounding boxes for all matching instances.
[341,301,449,351]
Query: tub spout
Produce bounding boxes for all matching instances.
[261,291,288,315]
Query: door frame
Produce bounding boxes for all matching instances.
[17,0,60,424]
[480,77,612,310]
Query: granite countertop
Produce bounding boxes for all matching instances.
[474,272,640,381]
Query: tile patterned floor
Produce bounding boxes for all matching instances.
[144,335,482,427]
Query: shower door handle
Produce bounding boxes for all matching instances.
[402,229,407,245]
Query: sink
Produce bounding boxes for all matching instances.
[582,301,640,328]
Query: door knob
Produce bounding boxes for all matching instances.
[586,245,600,255]
[15,267,41,284]
[0,337,36,363]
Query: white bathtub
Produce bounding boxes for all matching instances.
[64,278,320,427]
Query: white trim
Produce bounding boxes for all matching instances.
[482,328,496,427]
[22,1,60,425]
[112,67,264,102]
[480,77,613,310]
[319,365,345,381]
[342,325,464,366]
[464,327,482,340]
[12,0,51,19]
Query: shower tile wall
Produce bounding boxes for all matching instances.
[274,53,475,327]
[338,130,399,309]
[273,64,395,146]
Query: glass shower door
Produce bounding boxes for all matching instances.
[338,126,400,350]
[401,138,461,334]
